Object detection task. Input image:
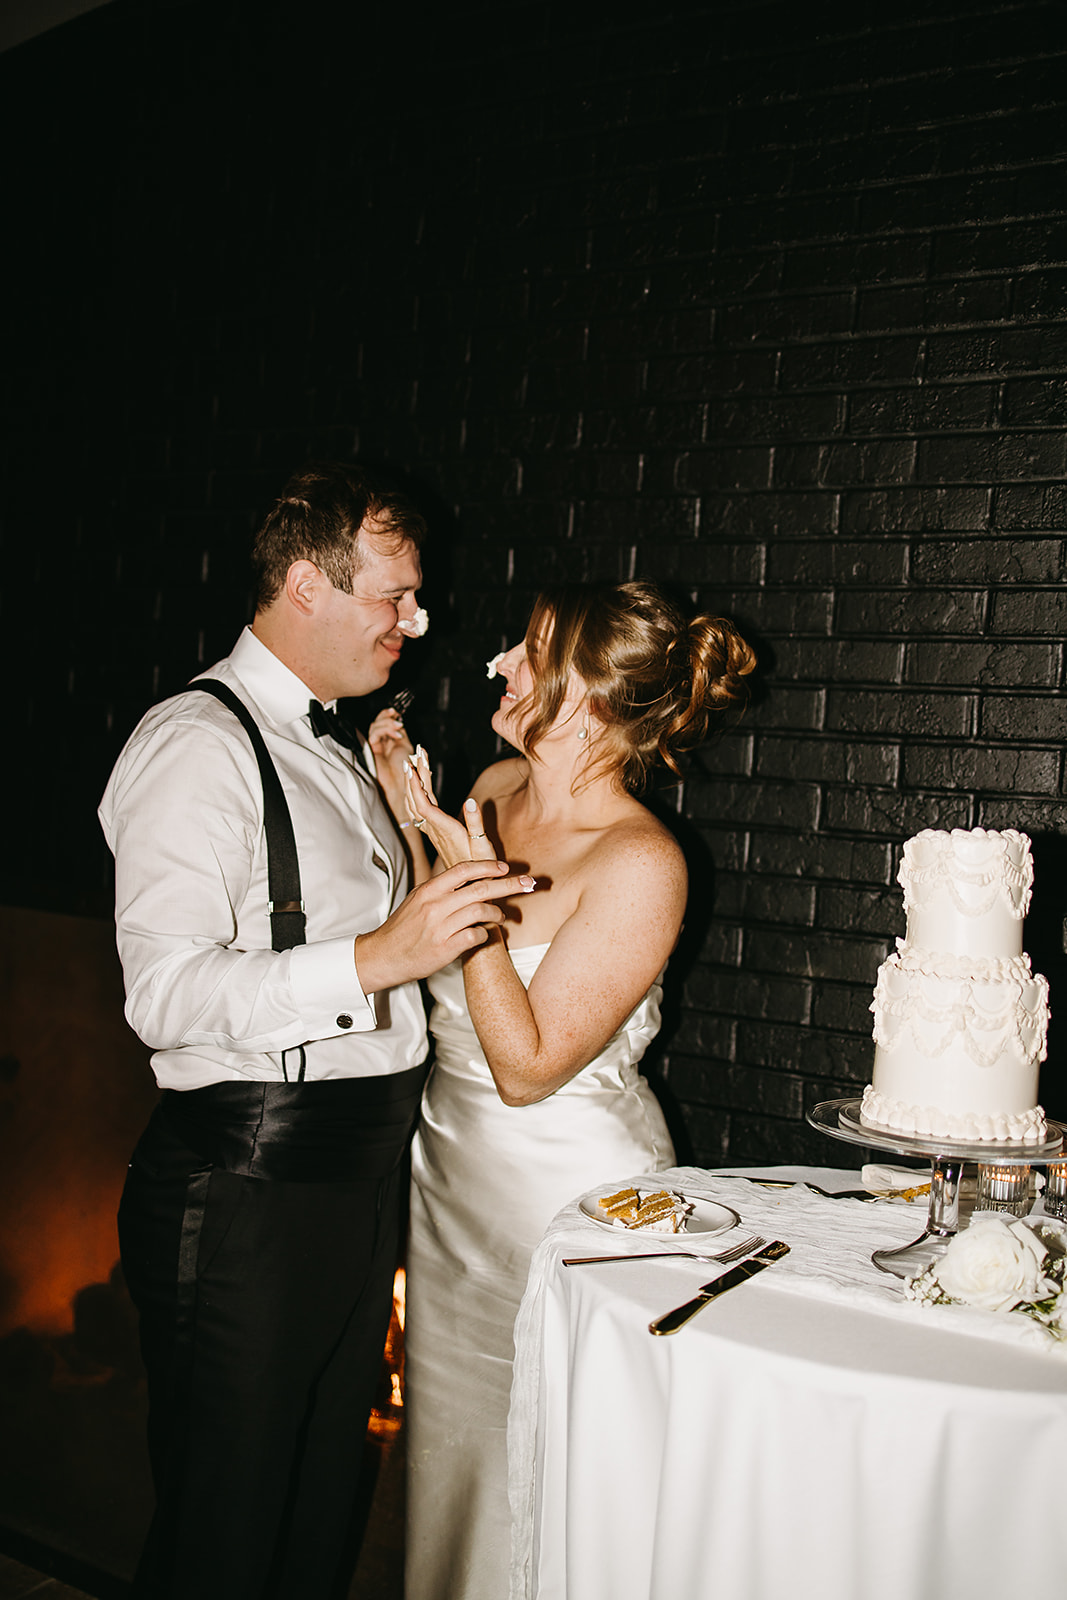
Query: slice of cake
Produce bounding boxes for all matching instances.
[631,1190,683,1230]
[860,828,1049,1144]
[597,1187,640,1224]
[596,1187,693,1232]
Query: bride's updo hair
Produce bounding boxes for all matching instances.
[521,581,757,791]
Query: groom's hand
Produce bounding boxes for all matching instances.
[353,859,536,993]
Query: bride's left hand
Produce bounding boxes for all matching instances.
[367,706,413,811]
[405,750,496,867]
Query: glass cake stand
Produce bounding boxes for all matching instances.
[806,1098,1066,1278]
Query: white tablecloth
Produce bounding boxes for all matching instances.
[508,1166,1067,1600]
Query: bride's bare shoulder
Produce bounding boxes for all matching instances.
[590,804,687,885]
[470,758,528,803]
[566,808,687,943]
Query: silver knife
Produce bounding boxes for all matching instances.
[648,1240,790,1335]
[717,1176,878,1200]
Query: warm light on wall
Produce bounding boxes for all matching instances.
[3,1173,130,1336]
[0,910,159,1342]
[369,1266,406,1439]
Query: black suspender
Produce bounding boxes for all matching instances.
[193,678,308,1079]
[193,680,307,953]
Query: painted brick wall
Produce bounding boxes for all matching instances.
[4,0,1065,1162]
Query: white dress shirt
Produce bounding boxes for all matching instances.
[99,627,427,1090]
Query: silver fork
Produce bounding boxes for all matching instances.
[562,1233,765,1267]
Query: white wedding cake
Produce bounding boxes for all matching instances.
[859,828,1049,1144]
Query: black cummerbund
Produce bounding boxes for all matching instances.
[154,1063,427,1182]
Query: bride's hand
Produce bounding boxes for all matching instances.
[405,749,496,867]
[367,706,414,813]
[458,796,497,862]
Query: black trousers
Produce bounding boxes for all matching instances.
[118,1069,424,1600]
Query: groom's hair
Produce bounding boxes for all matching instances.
[252,461,426,609]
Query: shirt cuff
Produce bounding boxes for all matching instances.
[289,937,378,1037]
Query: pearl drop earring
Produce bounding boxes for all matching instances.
[576,717,589,742]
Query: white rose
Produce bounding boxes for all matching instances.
[935,1213,1054,1313]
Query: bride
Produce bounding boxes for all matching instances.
[371,580,754,1600]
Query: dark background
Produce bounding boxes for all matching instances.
[3,0,1066,1167]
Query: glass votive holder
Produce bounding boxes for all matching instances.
[974,1163,1032,1217]
[1043,1159,1067,1221]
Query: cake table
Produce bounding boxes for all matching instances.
[509,1165,1067,1600]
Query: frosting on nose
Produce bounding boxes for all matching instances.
[398,606,430,638]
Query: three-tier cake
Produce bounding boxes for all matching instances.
[859,828,1049,1144]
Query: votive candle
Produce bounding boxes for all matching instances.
[975,1163,1032,1217]
[1044,1158,1067,1221]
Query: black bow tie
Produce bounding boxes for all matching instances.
[309,699,366,762]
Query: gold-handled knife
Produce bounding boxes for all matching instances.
[648,1240,790,1335]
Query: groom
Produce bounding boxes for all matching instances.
[101,461,530,1598]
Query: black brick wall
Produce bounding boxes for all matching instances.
[4,0,1065,1162]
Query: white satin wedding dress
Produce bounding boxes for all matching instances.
[404,942,674,1600]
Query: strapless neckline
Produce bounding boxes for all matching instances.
[504,940,551,963]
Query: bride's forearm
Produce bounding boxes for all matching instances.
[375,778,432,885]
[399,823,432,886]
[460,939,563,1106]
[369,761,433,885]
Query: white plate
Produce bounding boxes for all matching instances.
[578,1186,740,1237]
